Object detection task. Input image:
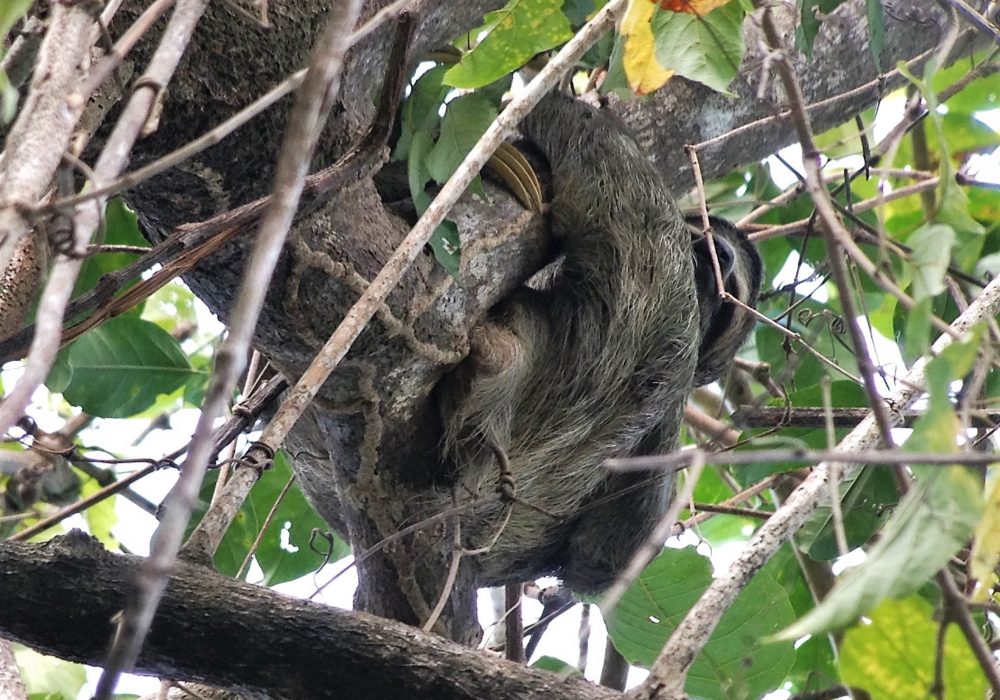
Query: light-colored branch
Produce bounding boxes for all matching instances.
[631,274,1000,700]
[608,447,1000,472]
[0,3,95,274]
[0,637,27,700]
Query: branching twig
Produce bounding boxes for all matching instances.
[608,446,1000,473]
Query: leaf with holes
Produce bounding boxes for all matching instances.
[444,0,572,89]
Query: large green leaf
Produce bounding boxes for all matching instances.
[445,0,572,89]
[604,547,794,699]
[650,2,745,95]
[187,450,347,585]
[776,337,985,640]
[840,597,987,699]
[55,316,195,417]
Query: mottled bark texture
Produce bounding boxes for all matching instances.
[0,533,621,700]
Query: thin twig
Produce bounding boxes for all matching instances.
[607,445,1000,473]
[422,505,464,633]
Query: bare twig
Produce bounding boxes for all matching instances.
[607,440,1000,474]
[504,583,526,663]
[937,570,1000,697]
[423,511,466,633]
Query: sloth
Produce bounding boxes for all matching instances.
[437,94,762,593]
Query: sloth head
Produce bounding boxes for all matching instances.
[688,216,763,386]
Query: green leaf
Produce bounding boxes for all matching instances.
[937,178,986,247]
[56,316,195,418]
[562,0,596,25]
[774,462,982,640]
[14,646,86,699]
[188,451,347,584]
[604,547,794,699]
[650,2,745,95]
[0,0,31,122]
[0,0,31,41]
[425,93,498,184]
[393,64,449,162]
[840,597,988,700]
[865,0,885,70]
[531,655,583,676]
[800,465,898,561]
[445,0,572,89]
[411,92,491,276]
[74,198,148,302]
[907,223,954,301]
[407,130,462,276]
[254,450,349,586]
[80,472,119,548]
[428,219,461,278]
[903,296,933,360]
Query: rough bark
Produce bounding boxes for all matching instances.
[0,532,620,700]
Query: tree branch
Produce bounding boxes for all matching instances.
[0,533,618,700]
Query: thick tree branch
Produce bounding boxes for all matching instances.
[0,533,618,700]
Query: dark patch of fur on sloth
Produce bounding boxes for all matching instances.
[436,94,761,593]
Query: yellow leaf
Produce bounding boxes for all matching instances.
[970,468,1000,601]
[657,0,731,14]
[621,0,674,95]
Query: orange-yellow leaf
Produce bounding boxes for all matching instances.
[621,0,674,95]
[657,0,731,14]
